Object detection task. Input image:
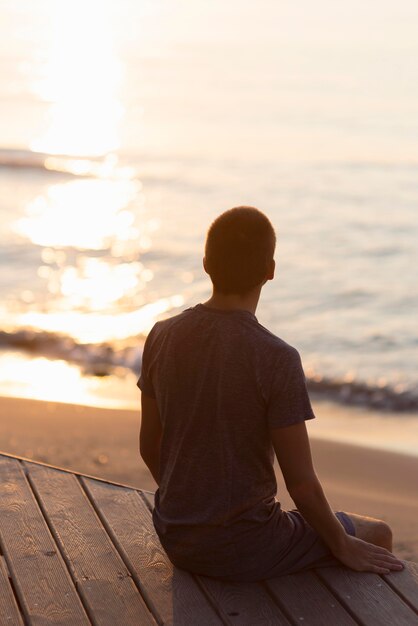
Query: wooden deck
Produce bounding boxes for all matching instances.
[0,452,417,626]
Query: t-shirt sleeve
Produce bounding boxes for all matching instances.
[266,347,316,428]
[137,326,157,398]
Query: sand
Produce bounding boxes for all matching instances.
[0,395,417,562]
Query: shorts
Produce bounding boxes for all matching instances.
[205,508,356,582]
[257,508,356,579]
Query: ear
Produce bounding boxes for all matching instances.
[267,258,275,281]
[203,256,208,274]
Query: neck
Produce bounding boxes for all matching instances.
[202,288,261,316]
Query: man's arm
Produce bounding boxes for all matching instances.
[270,421,407,574]
[139,392,162,485]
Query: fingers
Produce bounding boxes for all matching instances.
[359,542,405,574]
[387,564,404,572]
[374,558,404,570]
[372,550,402,562]
[367,543,404,563]
[370,549,404,573]
[338,536,404,574]
[369,557,403,574]
[373,561,403,572]
[374,551,404,566]
[371,565,391,574]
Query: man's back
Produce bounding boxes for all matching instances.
[138,302,316,577]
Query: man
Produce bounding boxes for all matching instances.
[138,206,404,581]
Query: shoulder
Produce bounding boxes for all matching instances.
[252,320,300,362]
[156,307,195,332]
[145,308,195,342]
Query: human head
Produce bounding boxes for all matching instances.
[203,206,276,296]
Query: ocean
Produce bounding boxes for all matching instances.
[0,1,417,452]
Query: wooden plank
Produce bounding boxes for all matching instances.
[197,577,290,626]
[266,570,357,625]
[0,555,24,625]
[316,566,418,625]
[0,456,89,626]
[25,462,156,626]
[383,560,418,614]
[83,477,224,626]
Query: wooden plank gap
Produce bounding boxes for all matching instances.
[76,475,160,625]
[141,489,156,499]
[312,569,362,624]
[192,575,233,626]
[0,545,22,622]
[140,490,154,512]
[261,579,301,625]
[0,480,33,626]
[0,550,25,626]
[24,468,95,626]
[312,569,363,625]
[0,552,10,576]
[6,581,26,626]
[379,575,418,617]
[381,561,418,616]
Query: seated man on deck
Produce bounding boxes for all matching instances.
[138,206,404,581]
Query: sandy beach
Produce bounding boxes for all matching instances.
[0,394,417,562]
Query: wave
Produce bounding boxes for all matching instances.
[0,328,417,413]
[306,377,417,413]
[0,329,144,377]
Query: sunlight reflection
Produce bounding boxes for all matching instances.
[17,295,185,343]
[60,258,145,310]
[30,1,124,156]
[0,352,138,409]
[14,178,140,250]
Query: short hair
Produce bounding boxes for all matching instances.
[204,206,276,295]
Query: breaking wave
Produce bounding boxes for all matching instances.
[0,329,144,378]
[306,376,418,413]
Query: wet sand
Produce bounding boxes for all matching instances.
[0,395,417,561]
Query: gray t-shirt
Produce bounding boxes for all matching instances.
[138,303,316,578]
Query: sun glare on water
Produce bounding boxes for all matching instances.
[17,295,185,344]
[0,352,139,409]
[15,178,140,250]
[7,1,183,346]
[30,0,124,157]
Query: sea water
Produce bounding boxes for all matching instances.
[0,1,417,450]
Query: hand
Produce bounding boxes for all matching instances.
[332,535,405,574]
